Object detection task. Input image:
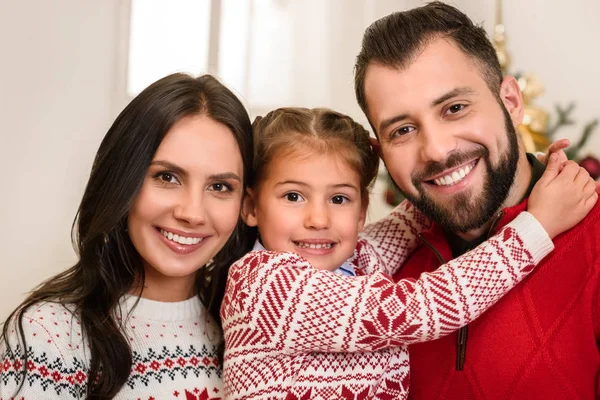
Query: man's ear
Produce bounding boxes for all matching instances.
[242,189,258,227]
[369,137,383,159]
[499,76,524,127]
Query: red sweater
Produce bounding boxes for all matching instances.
[394,198,600,400]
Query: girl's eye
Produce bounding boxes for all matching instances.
[330,195,349,205]
[209,182,233,192]
[446,104,466,115]
[285,192,304,202]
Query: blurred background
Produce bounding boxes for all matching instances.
[1,0,598,319]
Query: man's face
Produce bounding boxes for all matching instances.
[364,38,523,233]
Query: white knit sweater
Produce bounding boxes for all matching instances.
[1,295,224,399]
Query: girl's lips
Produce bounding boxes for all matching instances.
[292,240,337,256]
[155,227,209,255]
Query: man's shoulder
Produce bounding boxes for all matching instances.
[567,195,600,233]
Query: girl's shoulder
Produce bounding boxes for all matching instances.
[231,250,311,272]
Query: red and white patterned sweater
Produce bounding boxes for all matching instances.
[221,201,554,400]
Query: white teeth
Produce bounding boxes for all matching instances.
[433,162,474,187]
[294,242,334,249]
[160,229,203,245]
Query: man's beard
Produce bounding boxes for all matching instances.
[396,106,520,233]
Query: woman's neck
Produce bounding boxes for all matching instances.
[132,265,197,302]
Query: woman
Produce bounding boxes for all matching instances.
[0,73,255,399]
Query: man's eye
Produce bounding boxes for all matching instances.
[447,104,466,114]
[285,192,304,202]
[391,126,415,138]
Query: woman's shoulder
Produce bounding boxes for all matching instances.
[3,300,86,358]
[1,301,89,398]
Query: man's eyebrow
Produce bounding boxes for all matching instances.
[431,87,476,107]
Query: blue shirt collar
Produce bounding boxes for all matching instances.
[251,240,356,277]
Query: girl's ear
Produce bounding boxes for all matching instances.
[242,188,259,227]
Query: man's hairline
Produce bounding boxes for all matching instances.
[360,36,502,137]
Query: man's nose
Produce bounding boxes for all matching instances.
[419,123,458,163]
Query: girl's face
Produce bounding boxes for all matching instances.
[128,114,244,301]
[244,150,367,272]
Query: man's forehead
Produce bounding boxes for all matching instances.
[364,41,484,120]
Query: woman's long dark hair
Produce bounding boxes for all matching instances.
[0,73,256,399]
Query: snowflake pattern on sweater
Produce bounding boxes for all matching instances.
[221,201,554,399]
[0,296,223,399]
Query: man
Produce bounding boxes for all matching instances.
[354,2,600,399]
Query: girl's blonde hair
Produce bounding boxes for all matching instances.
[251,107,379,201]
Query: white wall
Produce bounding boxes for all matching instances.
[0,1,119,319]
[1,0,598,320]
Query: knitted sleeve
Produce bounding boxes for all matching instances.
[221,212,553,354]
[0,303,87,399]
[357,200,429,276]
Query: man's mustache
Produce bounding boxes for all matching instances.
[411,147,489,186]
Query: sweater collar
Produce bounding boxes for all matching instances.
[120,294,206,322]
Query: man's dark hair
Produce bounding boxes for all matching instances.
[354,1,503,120]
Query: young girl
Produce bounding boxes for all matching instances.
[0,74,256,399]
[221,107,597,399]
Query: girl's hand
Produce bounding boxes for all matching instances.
[536,138,569,166]
[528,153,598,239]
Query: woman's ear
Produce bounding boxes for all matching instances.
[242,188,258,227]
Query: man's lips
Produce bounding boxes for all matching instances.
[425,159,479,187]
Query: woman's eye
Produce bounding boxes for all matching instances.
[156,172,179,184]
[330,195,349,205]
[285,192,303,202]
[210,182,232,192]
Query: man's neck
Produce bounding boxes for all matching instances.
[455,150,533,241]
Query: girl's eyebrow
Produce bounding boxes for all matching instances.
[275,181,359,191]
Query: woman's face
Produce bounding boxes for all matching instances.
[128,114,244,301]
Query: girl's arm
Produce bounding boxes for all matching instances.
[222,211,551,354]
[357,200,429,276]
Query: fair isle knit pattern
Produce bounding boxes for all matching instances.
[221,201,554,399]
[0,296,223,400]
